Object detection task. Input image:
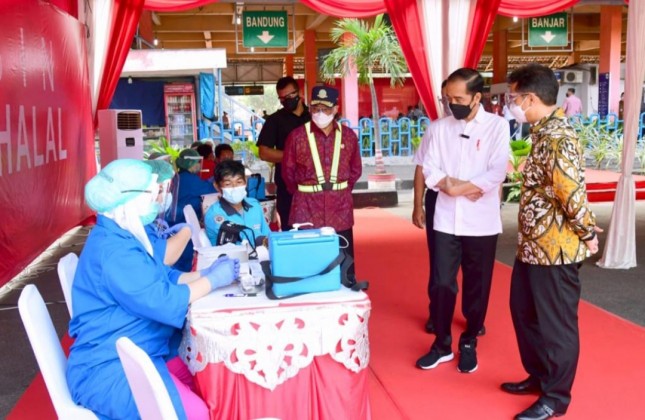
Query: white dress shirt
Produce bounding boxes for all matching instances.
[422,105,509,237]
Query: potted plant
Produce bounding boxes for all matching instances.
[503,138,531,202]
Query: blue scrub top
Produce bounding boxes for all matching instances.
[67,215,190,420]
[145,222,168,264]
[204,197,270,246]
[171,170,216,224]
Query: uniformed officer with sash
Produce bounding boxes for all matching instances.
[282,86,362,277]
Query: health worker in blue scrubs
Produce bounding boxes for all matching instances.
[167,148,217,271]
[66,159,239,419]
[204,159,270,247]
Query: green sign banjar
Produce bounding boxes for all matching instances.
[528,13,568,47]
[242,11,289,48]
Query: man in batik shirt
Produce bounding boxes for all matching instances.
[502,64,601,420]
[282,86,362,276]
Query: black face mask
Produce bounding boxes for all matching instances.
[281,95,300,112]
[449,102,474,120]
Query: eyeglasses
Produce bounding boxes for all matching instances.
[311,105,335,115]
[121,189,152,194]
[505,92,528,104]
[278,90,299,101]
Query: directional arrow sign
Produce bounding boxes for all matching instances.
[528,12,568,47]
[257,31,274,45]
[242,11,288,48]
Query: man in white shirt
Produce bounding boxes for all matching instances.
[562,88,583,117]
[416,68,509,374]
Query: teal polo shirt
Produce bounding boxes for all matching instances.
[204,197,270,246]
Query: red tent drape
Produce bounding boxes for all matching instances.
[300,0,386,18]
[144,0,217,12]
[464,0,502,68]
[497,0,580,18]
[95,0,146,115]
[384,0,438,119]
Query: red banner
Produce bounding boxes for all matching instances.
[0,1,96,287]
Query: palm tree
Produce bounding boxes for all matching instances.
[320,15,407,174]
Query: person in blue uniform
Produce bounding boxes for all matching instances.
[168,149,217,271]
[67,159,240,419]
[204,160,270,246]
[143,158,192,266]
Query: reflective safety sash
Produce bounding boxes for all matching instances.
[297,122,348,193]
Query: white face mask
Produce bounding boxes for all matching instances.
[222,185,247,204]
[312,111,335,129]
[509,96,530,124]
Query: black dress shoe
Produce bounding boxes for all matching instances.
[425,318,435,334]
[514,401,560,420]
[477,325,486,336]
[501,378,541,395]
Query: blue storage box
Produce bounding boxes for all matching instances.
[268,228,340,297]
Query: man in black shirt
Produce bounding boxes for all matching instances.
[257,76,310,230]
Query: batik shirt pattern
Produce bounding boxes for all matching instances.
[517,108,596,265]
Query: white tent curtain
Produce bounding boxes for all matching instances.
[420,0,477,116]
[90,0,113,116]
[598,0,644,269]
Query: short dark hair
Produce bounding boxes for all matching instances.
[507,64,559,106]
[196,143,213,158]
[446,68,484,95]
[441,79,448,89]
[213,159,245,184]
[190,141,201,149]
[568,88,576,94]
[214,143,234,158]
[276,76,298,92]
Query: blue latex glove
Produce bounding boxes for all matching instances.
[161,223,193,239]
[201,256,240,289]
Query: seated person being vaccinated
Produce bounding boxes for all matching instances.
[66,159,240,419]
[204,159,270,247]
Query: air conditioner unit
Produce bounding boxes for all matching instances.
[98,109,144,166]
[563,70,583,84]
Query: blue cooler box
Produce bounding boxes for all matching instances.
[268,228,340,296]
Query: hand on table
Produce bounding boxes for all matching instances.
[201,256,240,289]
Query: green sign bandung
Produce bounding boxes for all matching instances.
[242,11,289,48]
[528,13,568,48]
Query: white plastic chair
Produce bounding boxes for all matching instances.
[57,252,78,317]
[115,337,178,420]
[18,284,98,419]
[183,204,209,248]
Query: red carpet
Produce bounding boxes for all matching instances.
[354,208,645,420]
[10,209,645,419]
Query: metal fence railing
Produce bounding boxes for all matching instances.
[570,112,645,140]
[339,117,431,158]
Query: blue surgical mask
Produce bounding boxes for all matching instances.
[140,202,160,226]
[222,186,247,204]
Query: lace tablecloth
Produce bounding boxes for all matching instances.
[179,285,371,391]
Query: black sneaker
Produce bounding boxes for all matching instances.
[458,342,478,373]
[416,348,454,370]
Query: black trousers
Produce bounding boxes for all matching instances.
[276,188,293,231]
[430,231,498,352]
[337,228,355,277]
[424,189,439,317]
[510,259,581,414]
